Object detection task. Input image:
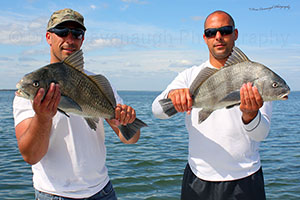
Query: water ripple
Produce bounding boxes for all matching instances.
[1,91,300,199]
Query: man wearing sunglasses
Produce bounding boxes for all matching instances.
[152,10,271,200]
[13,8,141,200]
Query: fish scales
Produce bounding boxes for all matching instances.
[195,62,263,109]
[48,63,114,119]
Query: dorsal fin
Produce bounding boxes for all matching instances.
[190,67,219,95]
[63,50,84,72]
[224,46,250,68]
[89,74,116,107]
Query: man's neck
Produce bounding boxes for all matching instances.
[209,57,227,69]
[50,51,62,64]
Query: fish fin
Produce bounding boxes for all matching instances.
[224,47,250,68]
[63,50,84,72]
[118,118,148,140]
[158,98,178,117]
[59,96,82,111]
[190,67,219,95]
[85,118,99,131]
[226,103,240,109]
[198,109,213,124]
[219,91,241,103]
[57,108,70,117]
[89,74,117,107]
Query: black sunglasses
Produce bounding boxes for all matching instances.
[204,26,234,38]
[48,27,85,39]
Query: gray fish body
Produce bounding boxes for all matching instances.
[159,47,290,123]
[16,50,147,140]
[193,61,287,109]
[49,62,115,119]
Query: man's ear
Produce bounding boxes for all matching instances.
[80,35,85,45]
[203,33,208,45]
[46,32,52,45]
[234,29,238,41]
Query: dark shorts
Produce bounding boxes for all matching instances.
[181,163,266,200]
[35,180,117,200]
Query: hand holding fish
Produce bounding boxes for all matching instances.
[240,82,264,124]
[168,88,193,114]
[32,83,61,122]
[106,104,140,144]
[115,104,136,125]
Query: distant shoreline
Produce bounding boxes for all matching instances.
[1,89,299,92]
[0,89,162,92]
[0,89,17,91]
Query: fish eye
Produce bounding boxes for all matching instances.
[32,81,40,87]
[272,82,278,88]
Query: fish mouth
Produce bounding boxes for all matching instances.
[15,83,30,98]
[280,92,290,100]
[15,89,30,98]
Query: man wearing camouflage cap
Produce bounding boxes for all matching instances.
[13,8,141,200]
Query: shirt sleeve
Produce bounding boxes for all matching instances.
[243,101,272,142]
[111,84,123,105]
[13,96,35,127]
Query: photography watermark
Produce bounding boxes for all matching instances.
[7,17,47,46]
[9,30,43,45]
[86,29,205,49]
[87,28,290,50]
[249,5,290,11]
[237,30,290,48]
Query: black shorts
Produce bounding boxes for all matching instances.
[181,163,266,200]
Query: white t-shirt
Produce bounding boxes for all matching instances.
[152,61,272,181]
[13,77,122,198]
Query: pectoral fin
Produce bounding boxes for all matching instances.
[219,91,240,103]
[59,96,82,111]
[226,103,241,109]
[57,108,70,117]
[198,109,213,124]
[85,118,99,131]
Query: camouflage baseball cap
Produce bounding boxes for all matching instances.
[47,8,86,31]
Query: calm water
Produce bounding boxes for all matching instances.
[0,90,299,200]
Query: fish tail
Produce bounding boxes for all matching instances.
[118,118,148,140]
[158,98,178,117]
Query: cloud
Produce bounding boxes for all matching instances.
[0,14,46,46]
[120,5,129,11]
[120,0,148,11]
[191,16,205,21]
[121,0,147,4]
[83,49,205,79]
[90,5,97,10]
[22,48,49,56]
[84,20,205,50]
[168,59,196,69]
[18,56,39,62]
[0,56,14,62]
[84,38,128,50]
